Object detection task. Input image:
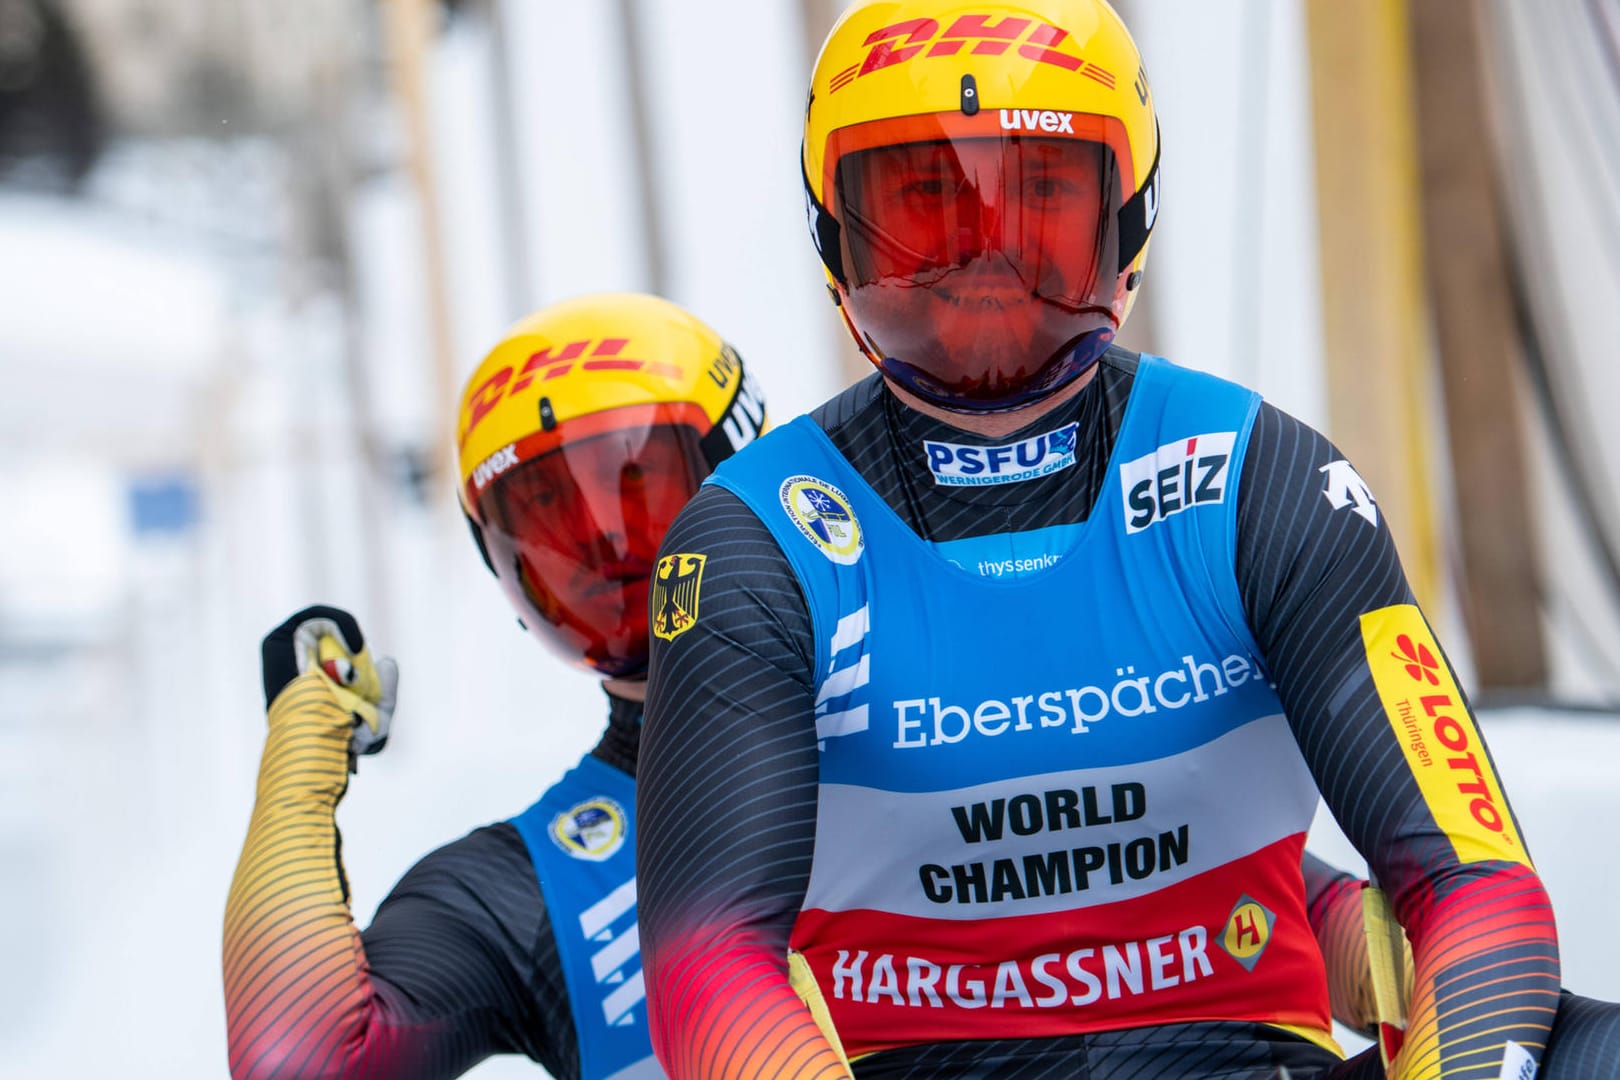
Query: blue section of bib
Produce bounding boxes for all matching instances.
[511,755,661,1080]
[706,355,1272,794]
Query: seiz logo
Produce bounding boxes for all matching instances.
[999,109,1075,133]
[828,16,1118,93]
[925,423,1076,487]
[470,443,519,493]
[1119,432,1236,534]
[458,338,683,450]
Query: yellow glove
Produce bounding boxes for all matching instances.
[260,605,397,760]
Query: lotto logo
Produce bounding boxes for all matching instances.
[458,338,682,449]
[828,16,1117,93]
[1362,604,1531,869]
[1392,634,1440,686]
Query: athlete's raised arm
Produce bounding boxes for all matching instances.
[223,608,554,1079]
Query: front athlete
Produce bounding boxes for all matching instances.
[637,3,1561,1077]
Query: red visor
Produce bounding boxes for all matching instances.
[476,424,705,677]
[833,131,1127,411]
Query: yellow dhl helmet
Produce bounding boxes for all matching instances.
[456,293,767,677]
[803,0,1159,412]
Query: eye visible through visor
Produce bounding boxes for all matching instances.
[832,133,1127,411]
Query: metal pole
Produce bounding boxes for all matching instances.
[798,0,881,388]
[1304,0,1442,614]
[613,0,670,296]
[485,0,535,321]
[381,0,459,490]
[1409,0,1545,689]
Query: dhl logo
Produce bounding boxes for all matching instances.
[829,16,1116,93]
[459,338,682,449]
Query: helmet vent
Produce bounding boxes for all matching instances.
[539,396,557,432]
[960,74,979,116]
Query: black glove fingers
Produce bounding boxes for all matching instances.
[260,604,367,707]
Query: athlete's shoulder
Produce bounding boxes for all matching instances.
[365,820,550,948]
[1239,401,1357,499]
[653,473,805,647]
[389,821,539,897]
[1234,400,1404,616]
[660,480,777,556]
[1129,349,1268,402]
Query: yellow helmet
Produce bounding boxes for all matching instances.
[803,0,1159,412]
[456,293,767,677]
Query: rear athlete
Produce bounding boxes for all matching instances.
[222,294,767,1079]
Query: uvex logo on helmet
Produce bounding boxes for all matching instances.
[458,338,683,450]
[828,15,1114,93]
[999,109,1076,133]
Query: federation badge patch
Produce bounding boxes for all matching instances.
[780,476,863,565]
[550,796,627,861]
[652,553,706,642]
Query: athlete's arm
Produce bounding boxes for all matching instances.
[223,613,564,1079]
[639,486,851,1080]
[225,755,563,1079]
[226,802,562,1078]
[1301,852,1380,1037]
[1238,404,1560,1076]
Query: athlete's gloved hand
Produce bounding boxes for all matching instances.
[261,605,398,760]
